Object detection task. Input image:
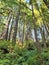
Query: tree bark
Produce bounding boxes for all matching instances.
[32,5,42,53]
[12,9,20,45]
[22,23,25,46]
[4,14,12,40]
[8,15,14,41]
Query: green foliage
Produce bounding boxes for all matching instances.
[0,0,49,64]
[0,40,13,53]
[0,41,49,65]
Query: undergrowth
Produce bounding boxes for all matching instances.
[0,40,49,65]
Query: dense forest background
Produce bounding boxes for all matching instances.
[0,0,49,65]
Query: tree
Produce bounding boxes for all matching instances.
[4,11,12,40]
[29,0,42,53]
[43,0,49,9]
[12,1,21,45]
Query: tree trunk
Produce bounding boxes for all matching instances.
[4,14,12,40]
[12,9,20,45]
[32,5,42,53]
[12,0,21,45]
[8,15,14,41]
[42,26,46,48]
[22,23,25,46]
[40,26,46,48]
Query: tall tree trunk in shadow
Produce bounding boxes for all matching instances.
[32,5,42,53]
[12,0,21,45]
[43,22,49,36]
[22,23,25,46]
[4,13,12,40]
[40,26,46,48]
[8,15,14,41]
[12,9,20,45]
[42,26,46,48]
[46,22,49,35]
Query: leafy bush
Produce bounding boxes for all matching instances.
[0,40,12,49]
[0,40,49,65]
